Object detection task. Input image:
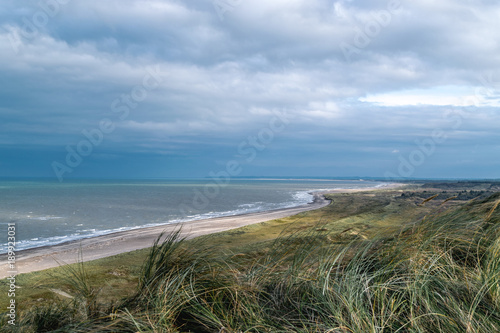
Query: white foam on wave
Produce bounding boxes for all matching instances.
[291,191,314,205]
[238,203,257,208]
[29,216,64,221]
[0,223,163,253]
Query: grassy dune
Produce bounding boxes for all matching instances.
[2,183,500,332]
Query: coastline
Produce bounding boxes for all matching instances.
[0,185,402,278]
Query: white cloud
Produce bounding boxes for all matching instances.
[359,86,500,107]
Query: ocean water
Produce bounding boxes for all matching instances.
[0,179,385,253]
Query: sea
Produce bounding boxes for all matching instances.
[0,179,386,253]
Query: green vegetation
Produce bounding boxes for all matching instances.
[2,182,500,332]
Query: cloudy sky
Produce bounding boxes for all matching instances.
[1,0,500,180]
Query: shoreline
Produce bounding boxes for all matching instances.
[0,185,402,278]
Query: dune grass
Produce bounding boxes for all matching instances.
[2,187,500,332]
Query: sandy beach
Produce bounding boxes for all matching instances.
[0,185,401,279]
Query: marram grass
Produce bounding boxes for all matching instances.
[3,192,500,332]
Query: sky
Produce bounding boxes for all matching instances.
[1,0,500,181]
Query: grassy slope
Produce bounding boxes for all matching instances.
[2,182,500,332]
[1,187,428,311]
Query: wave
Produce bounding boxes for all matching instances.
[28,216,64,221]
